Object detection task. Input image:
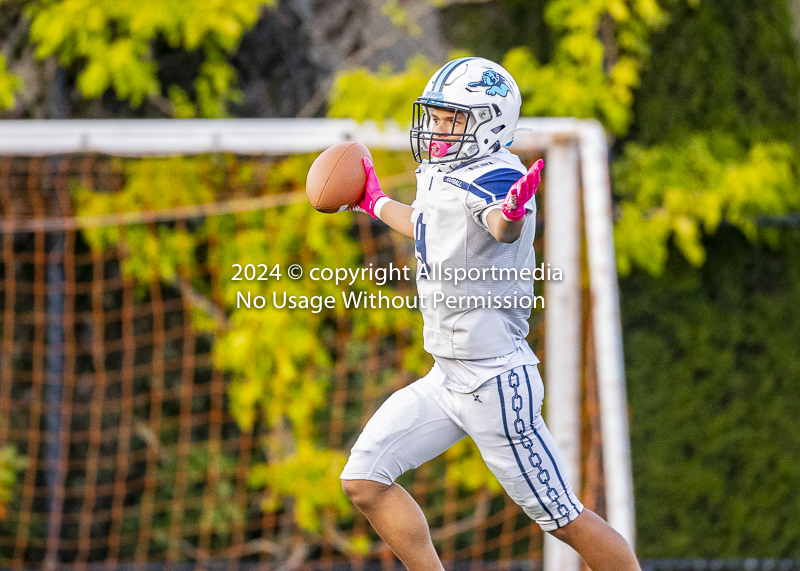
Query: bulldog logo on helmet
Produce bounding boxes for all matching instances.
[467,70,510,97]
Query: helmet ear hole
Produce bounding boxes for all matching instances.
[484,139,488,144]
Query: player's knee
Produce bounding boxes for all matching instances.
[341,479,389,508]
[340,478,360,501]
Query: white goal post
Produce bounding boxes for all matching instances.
[0,117,635,571]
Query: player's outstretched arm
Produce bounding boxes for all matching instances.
[487,159,544,244]
[349,158,414,238]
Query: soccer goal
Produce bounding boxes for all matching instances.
[0,118,632,571]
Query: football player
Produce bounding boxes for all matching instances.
[341,57,641,571]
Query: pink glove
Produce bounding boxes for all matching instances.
[349,157,390,219]
[501,159,544,221]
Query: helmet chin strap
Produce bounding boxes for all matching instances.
[499,127,532,147]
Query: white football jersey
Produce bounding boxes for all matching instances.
[411,148,537,360]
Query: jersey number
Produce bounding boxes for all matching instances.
[414,213,430,278]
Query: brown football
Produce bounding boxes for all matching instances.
[306,142,373,213]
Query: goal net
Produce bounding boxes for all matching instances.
[0,118,631,571]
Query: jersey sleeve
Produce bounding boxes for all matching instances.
[447,167,531,231]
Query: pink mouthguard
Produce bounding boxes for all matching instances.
[430,141,451,157]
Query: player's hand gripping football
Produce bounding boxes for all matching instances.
[501,158,544,221]
[349,157,390,219]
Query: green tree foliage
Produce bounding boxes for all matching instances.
[438,0,553,65]
[0,0,275,116]
[613,134,800,276]
[439,0,800,147]
[615,0,800,275]
[331,0,666,135]
[623,227,800,557]
[630,0,800,146]
[505,0,666,136]
[328,55,443,124]
[596,0,800,557]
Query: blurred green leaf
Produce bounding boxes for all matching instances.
[24,0,275,116]
[0,56,23,110]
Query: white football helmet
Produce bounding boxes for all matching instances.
[410,57,523,165]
